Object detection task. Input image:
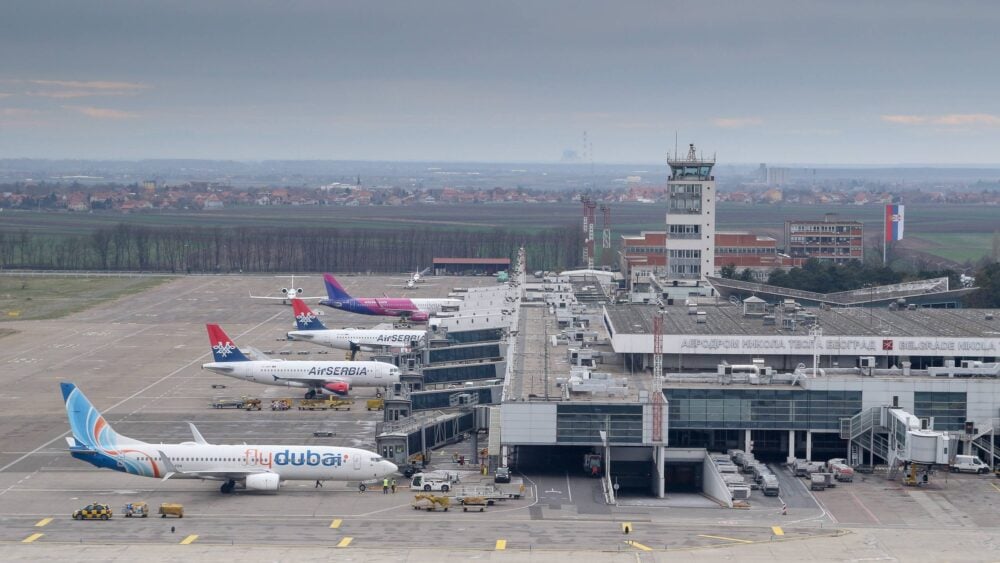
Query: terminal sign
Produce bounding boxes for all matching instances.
[669,336,997,356]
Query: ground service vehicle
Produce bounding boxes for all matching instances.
[298,398,351,411]
[410,472,458,492]
[243,398,262,411]
[366,398,384,411]
[73,503,112,520]
[460,496,488,512]
[951,455,990,474]
[270,398,292,411]
[412,494,450,511]
[495,466,511,483]
[761,474,780,496]
[584,453,602,477]
[159,503,184,518]
[810,474,826,491]
[123,502,148,517]
[831,463,855,482]
[211,397,250,409]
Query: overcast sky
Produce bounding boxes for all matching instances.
[2,1,999,164]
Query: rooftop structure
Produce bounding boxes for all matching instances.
[706,276,975,308]
[784,214,864,264]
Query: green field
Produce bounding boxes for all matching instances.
[0,275,173,322]
[909,233,997,263]
[1,202,996,267]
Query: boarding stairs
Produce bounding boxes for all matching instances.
[969,418,1000,468]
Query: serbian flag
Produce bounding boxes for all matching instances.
[885,204,904,242]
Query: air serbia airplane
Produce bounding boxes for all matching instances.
[202,324,400,398]
[286,299,425,353]
[61,382,397,493]
[319,273,461,323]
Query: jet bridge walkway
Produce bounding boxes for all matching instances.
[841,405,952,480]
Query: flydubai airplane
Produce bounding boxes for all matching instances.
[61,382,397,493]
[202,324,400,398]
[286,299,425,354]
[319,273,461,323]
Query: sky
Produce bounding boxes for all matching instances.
[2,1,1000,164]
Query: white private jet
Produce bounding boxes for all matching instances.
[61,382,396,493]
[286,299,424,356]
[202,324,400,398]
[249,275,326,304]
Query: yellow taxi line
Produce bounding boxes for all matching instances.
[772,526,785,536]
[22,533,44,543]
[990,482,1000,494]
[34,518,53,527]
[699,534,754,544]
[625,540,653,551]
[179,535,198,545]
[330,519,342,529]
[337,537,353,548]
[495,539,506,550]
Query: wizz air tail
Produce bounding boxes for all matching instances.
[61,382,145,450]
[291,299,327,330]
[206,324,251,362]
[322,273,352,301]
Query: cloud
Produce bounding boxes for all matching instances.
[712,117,763,128]
[28,80,148,91]
[0,92,11,99]
[63,105,139,119]
[1,108,42,117]
[881,113,1000,127]
[18,80,149,99]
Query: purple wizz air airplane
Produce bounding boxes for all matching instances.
[319,273,461,323]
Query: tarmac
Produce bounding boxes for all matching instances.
[2,274,1000,560]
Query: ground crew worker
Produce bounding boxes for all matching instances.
[315,480,323,488]
[391,478,397,493]
[383,477,390,494]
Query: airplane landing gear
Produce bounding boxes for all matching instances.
[304,389,317,399]
[220,479,236,494]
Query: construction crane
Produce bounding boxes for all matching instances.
[600,204,611,268]
[581,196,597,269]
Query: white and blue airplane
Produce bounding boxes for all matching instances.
[62,382,397,493]
[203,324,400,398]
[286,299,425,355]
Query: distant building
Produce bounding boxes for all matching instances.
[714,231,805,280]
[784,214,864,264]
[432,257,510,276]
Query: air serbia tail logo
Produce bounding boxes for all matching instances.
[206,324,250,362]
[291,299,325,330]
[213,340,236,357]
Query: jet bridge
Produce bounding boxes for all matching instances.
[841,405,952,480]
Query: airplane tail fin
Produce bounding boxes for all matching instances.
[61,382,144,449]
[291,299,327,330]
[323,273,352,301]
[206,324,251,362]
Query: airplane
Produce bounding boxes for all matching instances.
[249,275,326,304]
[409,267,431,284]
[287,299,425,357]
[202,324,400,398]
[319,273,461,323]
[61,382,397,494]
[391,267,436,290]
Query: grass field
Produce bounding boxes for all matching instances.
[908,233,997,263]
[0,275,173,323]
[1,202,996,264]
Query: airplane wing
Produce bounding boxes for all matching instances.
[242,346,271,361]
[158,450,268,481]
[418,267,431,276]
[269,374,346,388]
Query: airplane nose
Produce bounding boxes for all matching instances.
[385,461,398,475]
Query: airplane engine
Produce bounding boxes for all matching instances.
[295,288,303,295]
[411,311,429,322]
[321,381,350,396]
[281,288,290,295]
[245,472,281,491]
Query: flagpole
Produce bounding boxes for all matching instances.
[883,205,887,266]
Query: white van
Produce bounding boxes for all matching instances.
[951,455,990,474]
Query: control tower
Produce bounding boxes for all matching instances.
[663,143,716,295]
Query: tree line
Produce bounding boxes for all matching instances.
[0,223,583,273]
